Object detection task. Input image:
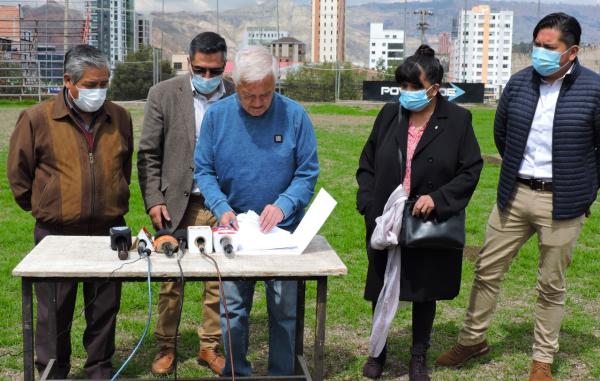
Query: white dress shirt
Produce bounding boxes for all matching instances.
[518,67,571,180]
[191,78,225,194]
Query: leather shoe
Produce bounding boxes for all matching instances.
[435,340,490,367]
[198,347,225,375]
[529,360,553,381]
[151,349,175,375]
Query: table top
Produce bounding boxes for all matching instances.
[12,235,347,279]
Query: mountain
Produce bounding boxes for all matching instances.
[148,0,600,66]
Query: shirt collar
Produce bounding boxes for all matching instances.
[540,64,573,85]
[190,77,226,101]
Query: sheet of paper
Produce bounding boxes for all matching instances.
[234,188,337,254]
[236,211,296,251]
[291,188,337,254]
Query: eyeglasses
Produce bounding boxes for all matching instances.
[190,65,225,76]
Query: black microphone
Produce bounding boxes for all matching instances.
[220,237,234,255]
[173,229,188,259]
[110,226,132,260]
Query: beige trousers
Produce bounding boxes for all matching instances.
[154,196,221,350]
[458,183,585,363]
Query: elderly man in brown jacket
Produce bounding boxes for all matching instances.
[7,45,133,378]
[137,32,234,375]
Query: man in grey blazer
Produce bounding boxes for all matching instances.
[138,32,234,375]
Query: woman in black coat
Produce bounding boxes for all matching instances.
[356,45,483,380]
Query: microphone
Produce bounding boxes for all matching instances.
[136,227,154,257]
[154,230,179,257]
[110,226,132,260]
[173,229,188,259]
[188,226,213,255]
[212,226,238,255]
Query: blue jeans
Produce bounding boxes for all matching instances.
[220,280,297,376]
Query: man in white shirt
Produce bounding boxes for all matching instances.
[437,13,600,381]
[138,32,234,376]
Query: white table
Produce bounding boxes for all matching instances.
[13,235,347,381]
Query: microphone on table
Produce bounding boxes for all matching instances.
[110,226,132,260]
[187,226,213,255]
[173,229,188,259]
[136,227,154,257]
[154,230,179,258]
[212,226,239,255]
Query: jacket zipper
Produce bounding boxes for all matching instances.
[88,151,95,235]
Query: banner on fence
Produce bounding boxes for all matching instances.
[362,81,485,103]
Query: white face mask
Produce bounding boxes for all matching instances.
[71,86,107,112]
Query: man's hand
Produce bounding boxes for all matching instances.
[148,204,171,230]
[220,211,239,230]
[412,195,435,218]
[259,204,284,233]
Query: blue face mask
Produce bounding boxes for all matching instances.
[191,74,222,94]
[531,46,573,77]
[400,85,434,111]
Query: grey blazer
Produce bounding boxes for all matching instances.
[137,74,235,230]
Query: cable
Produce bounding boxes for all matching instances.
[111,252,153,380]
[199,247,235,381]
[173,255,185,380]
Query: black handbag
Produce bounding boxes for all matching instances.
[398,148,466,250]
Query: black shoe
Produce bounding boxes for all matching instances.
[362,346,386,380]
[362,356,384,379]
[409,355,431,381]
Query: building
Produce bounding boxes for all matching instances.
[368,23,404,70]
[311,0,345,63]
[269,37,306,63]
[449,5,513,100]
[85,0,134,67]
[133,12,151,51]
[243,27,288,47]
[171,53,187,76]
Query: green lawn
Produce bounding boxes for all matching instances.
[0,103,598,380]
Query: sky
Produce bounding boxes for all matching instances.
[134,0,598,14]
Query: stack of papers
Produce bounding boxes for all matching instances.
[236,188,337,254]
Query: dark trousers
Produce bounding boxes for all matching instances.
[34,222,122,379]
[371,300,437,360]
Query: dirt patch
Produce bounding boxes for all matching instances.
[483,154,502,166]
[464,246,482,262]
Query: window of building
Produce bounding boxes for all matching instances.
[388,43,403,49]
[502,64,508,68]
[173,62,182,70]
[489,55,493,60]
[393,35,397,38]
[371,51,375,54]
[371,42,375,46]
[477,40,483,44]
[478,31,484,36]
[382,42,386,46]
[505,23,511,28]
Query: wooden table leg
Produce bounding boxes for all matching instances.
[22,279,34,381]
[294,280,306,375]
[313,277,327,381]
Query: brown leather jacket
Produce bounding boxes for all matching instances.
[7,89,133,233]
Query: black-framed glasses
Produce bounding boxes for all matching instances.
[190,65,225,76]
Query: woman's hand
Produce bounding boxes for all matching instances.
[412,195,435,218]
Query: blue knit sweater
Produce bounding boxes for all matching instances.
[194,92,319,229]
[494,60,600,219]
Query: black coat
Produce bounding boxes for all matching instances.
[356,97,483,302]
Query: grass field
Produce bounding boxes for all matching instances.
[0,102,599,380]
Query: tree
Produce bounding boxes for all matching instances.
[283,62,371,102]
[108,45,174,101]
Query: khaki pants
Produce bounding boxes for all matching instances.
[458,183,585,363]
[155,196,221,350]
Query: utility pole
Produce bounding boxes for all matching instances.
[537,0,541,19]
[63,0,69,54]
[414,9,433,45]
[216,0,220,34]
[403,0,407,60]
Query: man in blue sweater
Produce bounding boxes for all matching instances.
[194,45,319,376]
[437,13,600,381]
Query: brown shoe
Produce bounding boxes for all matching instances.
[151,349,175,375]
[435,340,490,367]
[198,347,225,375]
[529,360,553,381]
